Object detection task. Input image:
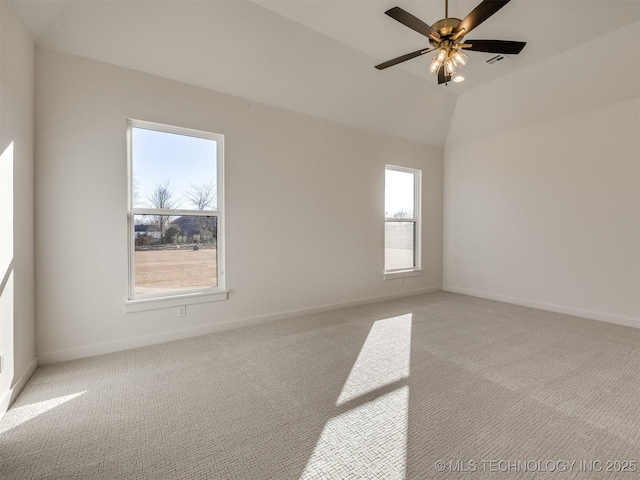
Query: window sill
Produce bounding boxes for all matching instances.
[124,290,228,313]
[384,269,423,280]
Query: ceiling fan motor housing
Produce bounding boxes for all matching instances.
[429,18,462,46]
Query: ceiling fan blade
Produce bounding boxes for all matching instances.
[454,0,511,38]
[437,65,451,85]
[464,39,526,54]
[385,7,440,40]
[375,48,435,70]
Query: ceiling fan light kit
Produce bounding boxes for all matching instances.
[428,42,469,77]
[375,0,526,85]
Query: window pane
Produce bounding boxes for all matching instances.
[133,214,217,295]
[385,222,415,271]
[132,127,217,211]
[385,169,414,219]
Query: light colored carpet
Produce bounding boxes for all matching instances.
[1,291,639,479]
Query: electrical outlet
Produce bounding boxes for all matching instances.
[177,306,186,317]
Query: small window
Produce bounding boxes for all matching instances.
[384,165,421,278]
[126,120,226,308]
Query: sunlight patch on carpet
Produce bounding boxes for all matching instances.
[301,314,412,478]
[300,386,409,479]
[337,314,412,405]
[0,392,86,434]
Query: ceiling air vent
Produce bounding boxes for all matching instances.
[486,55,509,65]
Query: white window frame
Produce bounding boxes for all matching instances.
[384,164,422,280]
[124,119,227,312]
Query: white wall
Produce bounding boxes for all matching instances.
[0,1,37,416]
[35,49,443,363]
[34,0,456,147]
[443,22,640,328]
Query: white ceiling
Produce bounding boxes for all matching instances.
[11,0,640,146]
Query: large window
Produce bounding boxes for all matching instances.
[126,120,226,310]
[384,165,421,278]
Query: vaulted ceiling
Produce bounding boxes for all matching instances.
[12,0,640,146]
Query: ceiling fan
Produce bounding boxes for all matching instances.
[375,0,526,84]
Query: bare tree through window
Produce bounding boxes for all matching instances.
[147,180,176,243]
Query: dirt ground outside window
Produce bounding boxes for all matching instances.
[134,247,217,295]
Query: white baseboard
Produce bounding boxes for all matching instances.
[38,286,442,365]
[444,285,639,329]
[0,357,38,419]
